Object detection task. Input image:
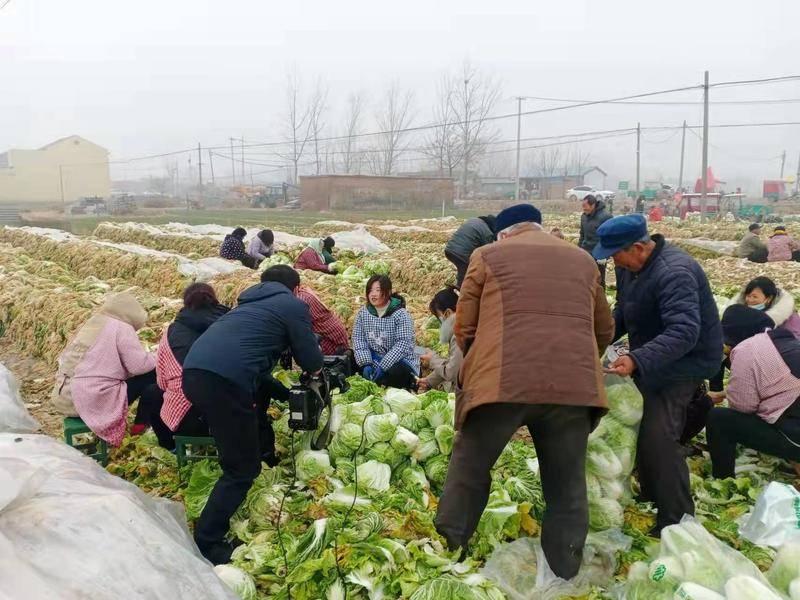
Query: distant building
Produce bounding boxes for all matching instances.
[518,166,608,200]
[0,135,110,203]
[299,174,454,211]
[478,177,517,198]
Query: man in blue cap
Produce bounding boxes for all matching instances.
[436,203,614,579]
[594,214,722,535]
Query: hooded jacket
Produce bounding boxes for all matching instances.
[183,282,323,394]
[454,223,614,429]
[294,241,330,273]
[52,292,155,446]
[157,304,230,430]
[445,216,495,261]
[613,235,723,386]
[579,201,612,253]
[352,295,420,374]
[733,287,800,339]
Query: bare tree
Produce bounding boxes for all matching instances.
[340,92,364,174]
[422,75,463,176]
[563,145,593,176]
[451,61,502,193]
[278,70,313,185]
[308,79,328,175]
[370,83,414,176]
[532,146,563,178]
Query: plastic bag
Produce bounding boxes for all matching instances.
[0,363,39,434]
[0,433,236,599]
[481,528,631,600]
[739,482,800,548]
[618,516,781,598]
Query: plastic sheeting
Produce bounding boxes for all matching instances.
[0,363,39,434]
[0,433,236,599]
[739,482,800,548]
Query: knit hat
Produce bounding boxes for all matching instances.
[721,304,774,348]
[495,204,542,233]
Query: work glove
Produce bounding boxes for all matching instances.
[362,364,376,380]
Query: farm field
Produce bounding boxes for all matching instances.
[2,212,800,600]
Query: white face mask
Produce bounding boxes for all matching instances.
[439,314,456,344]
[751,303,766,311]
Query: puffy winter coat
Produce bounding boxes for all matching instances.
[579,201,612,253]
[445,217,495,260]
[613,235,723,386]
[733,287,800,339]
[184,282,323,394]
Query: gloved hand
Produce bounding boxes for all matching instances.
[362,364,376,380]
[372,365,384,382]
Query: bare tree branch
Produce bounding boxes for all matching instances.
[309,79,328,175]
[340,92,364,174]
[421,75,464,176]
[277,70,314,184]
[370,83,414,176]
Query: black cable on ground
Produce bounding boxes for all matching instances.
[275,430,296,600]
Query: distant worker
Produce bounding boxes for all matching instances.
[352,275,419,390]
[417,287,463,393]
[52,292,162,446]
[155,283,230,449]
[246,229,275,266]
[295,238,336,273]
[767,225,800,262]
[436,203,614,580]
[737,223,768,263]
[294,283,350,355]
[635,194,645,214]
[182,265,323,565]
[597,214,722,535]
[444,215,496,288]
[578,195,612,286]
[220,227,257,269]
[321,236,336,265]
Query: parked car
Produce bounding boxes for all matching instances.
[565,186,595,201]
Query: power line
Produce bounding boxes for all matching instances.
[520,95,800,106]
[709,74,800,88]
[0,0,12,10]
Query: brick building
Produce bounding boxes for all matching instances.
[299,174,454,211]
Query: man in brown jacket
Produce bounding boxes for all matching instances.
[435,203,615,579]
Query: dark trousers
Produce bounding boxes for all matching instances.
[445,250,469,289]
[126,370,162,425]
[435,403,593,580]
[596,260,607,288]
[707,402,800,479]
[183,368,269,564]
[376,363,417,391]
[636,379,699,531]
[151,404,209,450]
[746,247,768,263]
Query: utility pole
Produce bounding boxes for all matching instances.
[229,137,236,184]
[780,150,786,179]
[208,150,215,185]
[514,96,523,202]
[700,70,710,222]
[461,76,470,200]
[635,122,641,201]
[678,120,687,192]
[197,143,203,187]
[796,152,800,195]
[59,165,65,211]
[240,136,245,183]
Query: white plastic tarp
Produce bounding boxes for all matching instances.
[0,434,236,599]
[0,363,38,434]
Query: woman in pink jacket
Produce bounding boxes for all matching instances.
[52,292,162,446]
[767,225,800,262]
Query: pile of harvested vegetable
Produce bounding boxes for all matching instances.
[2,212,799,600]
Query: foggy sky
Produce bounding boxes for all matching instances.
[1,0,799,194]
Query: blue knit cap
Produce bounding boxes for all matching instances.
[495,203,542,233]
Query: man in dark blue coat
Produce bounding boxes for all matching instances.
[594,214,722,534]
[183,265,323,564]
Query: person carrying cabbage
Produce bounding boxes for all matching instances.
[435,204,614,580]
[294,237,335,273]
[417,286,462,393]
[597,214,722,536]
[706,304,800,479]
[352,275,419,390]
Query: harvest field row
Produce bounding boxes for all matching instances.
[3,213,800,600]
